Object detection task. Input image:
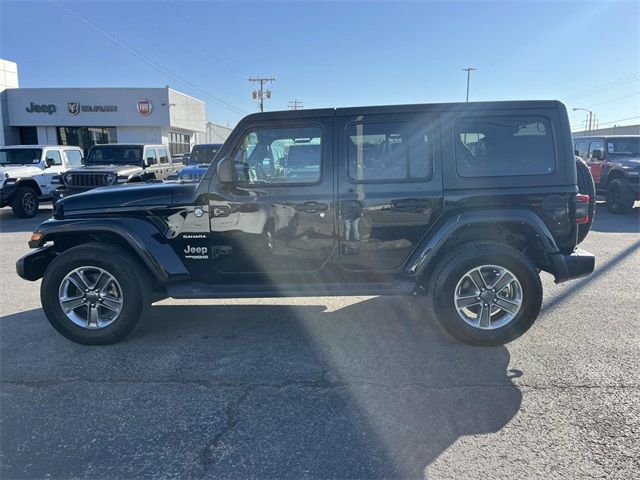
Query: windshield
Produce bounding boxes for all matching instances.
[86,146,143,165]
[607,138,640,156]
[190,146,220,165]
[0,148,42,165]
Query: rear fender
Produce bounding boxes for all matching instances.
[405,209,560,277]
[28,217,190,282]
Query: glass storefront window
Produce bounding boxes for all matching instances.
[169,132,190,156]
[57,127,117,155]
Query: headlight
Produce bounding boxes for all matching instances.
[64,173,73,184]
[106,173,117,184]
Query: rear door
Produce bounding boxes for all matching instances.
[336,111,443,280]
[207,118,336,283]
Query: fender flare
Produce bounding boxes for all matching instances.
[405,209,560,277]
[29,217,190,282]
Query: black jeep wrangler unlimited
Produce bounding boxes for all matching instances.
[17,101,595,346]
[51,144,177,204]
[573,135,639,214]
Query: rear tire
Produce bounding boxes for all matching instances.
[11,186,39,218]
[41,243,151,345]
[575,157,595,244]
[429,242,542,346]
[606,179,635,214]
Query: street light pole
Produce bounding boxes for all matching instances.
[573,107,594,134]
[462,67,477,102]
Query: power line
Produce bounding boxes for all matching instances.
[48,0,247,116]
[249,77,275,113]
[596,115,640,126]
[288,99,304,110]
[563,72,640,101]
[586,91,640,108]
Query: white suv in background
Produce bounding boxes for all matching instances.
[0,145,83,218]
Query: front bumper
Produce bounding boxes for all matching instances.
[550,248,595,284]
[16,245,58,281]
[0,185,16,207]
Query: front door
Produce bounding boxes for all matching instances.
[336,112,443,280]
[207,120,336,284]
[40,149,66,196]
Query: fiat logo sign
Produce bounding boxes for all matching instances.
[137,99,152,116]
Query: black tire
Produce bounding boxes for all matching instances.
[40,243,151,345]
[606,178,635,214]
[575,157,595,244]
[11,186,39,218]
[429,242,543,346]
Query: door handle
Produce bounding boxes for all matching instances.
[295,202,329,213]
[392,199,429,210]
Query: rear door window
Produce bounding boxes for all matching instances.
[347,121,431,181]
[455,117,555,177]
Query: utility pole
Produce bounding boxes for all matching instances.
[462,67,477,102]
[288,99,303,110]
[249,77,275,112]
[573,107,594,134]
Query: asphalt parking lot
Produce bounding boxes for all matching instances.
[1,204,639,479]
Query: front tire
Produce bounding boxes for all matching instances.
[11,186,39,218]
[429,242,542,346]
[41,243,151,345]
[606,179,635,214]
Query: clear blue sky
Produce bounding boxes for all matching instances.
[1,0,638,129]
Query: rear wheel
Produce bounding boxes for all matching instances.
[41,243,151,345]
[11,186,39,218]
[606,178,635,214]
[429,242,542,346]
[575,157,595,244]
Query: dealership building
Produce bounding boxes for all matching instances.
[0,59,232,155]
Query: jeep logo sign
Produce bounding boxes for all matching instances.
[25,102,57,115]
[137,99,152,116]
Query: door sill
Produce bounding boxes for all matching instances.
[166,281,416,299]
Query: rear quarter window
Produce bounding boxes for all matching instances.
[455,116,555,177]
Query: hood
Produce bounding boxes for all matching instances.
[608,154,640,165]
[0,164,43,179]
[67,164,143,176]
[58,181,200,215]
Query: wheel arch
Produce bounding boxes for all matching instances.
[406,209,560,281]
[27,217,190,283]
[14,178,43,196]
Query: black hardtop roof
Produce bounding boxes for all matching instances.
[242,100,565,122]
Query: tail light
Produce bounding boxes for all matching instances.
[575,194,590,224]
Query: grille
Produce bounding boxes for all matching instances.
[66,173,111,188]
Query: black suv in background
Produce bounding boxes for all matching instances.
[52,144,178,203]
[574,135,640,213]
[18,101,594,346]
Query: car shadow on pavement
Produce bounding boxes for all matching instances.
[1,297,522,479]
[591,204,640,234]
[0,207,52,233]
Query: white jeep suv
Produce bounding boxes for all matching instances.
[0,145,83,218]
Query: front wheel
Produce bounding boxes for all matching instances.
[41,243,151,345]
[606,179,635,214]
[11,186,39,218]
[430,242,543,346]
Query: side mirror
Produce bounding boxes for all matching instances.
[216,157,234,184]
[144,157,153,168]
[574,149,580,156]
[591,149,603,160]
[45,157,55,168]
[81,157,86,165]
